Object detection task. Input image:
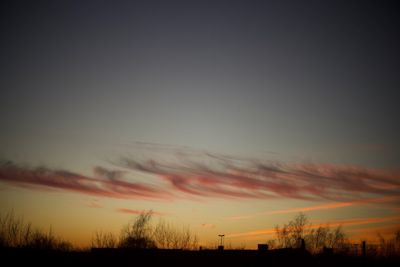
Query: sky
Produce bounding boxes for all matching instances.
[0,0,399,248]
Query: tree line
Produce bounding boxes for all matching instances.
[0,210,198,250]
[1,210,399,257]
[267,213,400,257]
[266,213,347,253]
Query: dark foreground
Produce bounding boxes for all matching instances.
[1,248,399,267]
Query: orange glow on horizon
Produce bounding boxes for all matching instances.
[227,215,400,240]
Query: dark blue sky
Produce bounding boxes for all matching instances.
[1,0,399,169]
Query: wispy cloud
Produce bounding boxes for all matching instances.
[227,215,400,239]
[227,228,276,238]
[312,215,400,228]
[226,196,400,220]
[0,160,171,200]
[270,202,354,214]
[348,223,400,236]
[86,199,103,209]
[116,143,400,201]
[200,223,216,229]
[116,208,167,216]
[225,202,353,221]
[1,143,399,202]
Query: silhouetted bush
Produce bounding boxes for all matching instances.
[92,210,198,249]
[92,230,117,248]
[0,211,72,250]
[376,230,400,258]
[0,210,32,247]
[153,219,198,249]
[119,211,156,249]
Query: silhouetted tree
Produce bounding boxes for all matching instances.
[306,225,329,253]
[377,229,400,258]
[116,211,198,249]
[275,213,309,248]
[119,211,156,249]
[271,213,349,253]
[306,225,347,253]
[153,219,198,249]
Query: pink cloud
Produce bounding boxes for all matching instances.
[117,144,400,201]
[227,196,400,220]
[275,196,400,214]
[1,143,399,202]
[269,202,354,214]
[0,160,172,200]
[227,215,400,239]
[312,215,400,228]
[225,202,354,221]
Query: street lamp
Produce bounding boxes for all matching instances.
[218,234,225,247]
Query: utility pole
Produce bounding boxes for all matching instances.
[362,241,366,257]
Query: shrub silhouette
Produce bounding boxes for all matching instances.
[0,210,32,247]
[153,219,198,249]
[0,210,72,250]
[92,230,118,248]
[119,211,156,249]
[376,230,400,258]
[92,210,198,249]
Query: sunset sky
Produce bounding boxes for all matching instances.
[0,0,399,248]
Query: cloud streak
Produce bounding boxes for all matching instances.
[200,223,216,229]
[0,160,171,200]
[116,208,167,216]
[227,215,400,238]
[1,144,399,202]
[86,199,103,209]
[116,144,400,202]
[226,196,400,220]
